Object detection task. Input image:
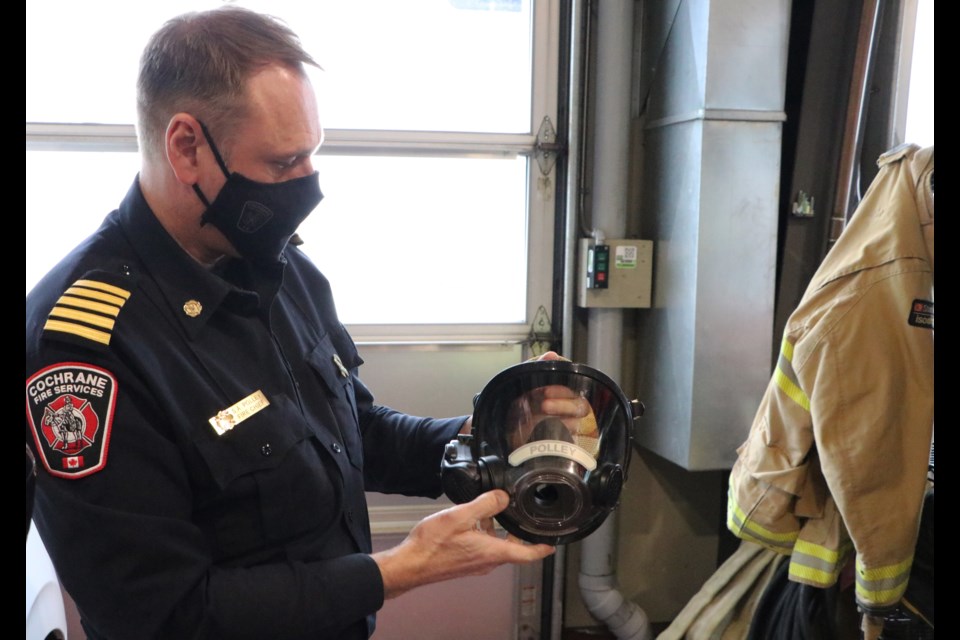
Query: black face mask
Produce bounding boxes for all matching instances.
[441,360,642,545]
[193,120,323,265]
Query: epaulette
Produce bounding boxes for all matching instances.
[42,271,134,350]
[877,142,920,168]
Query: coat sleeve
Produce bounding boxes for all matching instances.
[804,270,933,613]
[726,332,815,555]
[729,266,933,613]
[26,346,384,640]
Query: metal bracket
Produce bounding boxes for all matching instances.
[527,306,555,357]
[534,116,562,176]
[791,190,815,218]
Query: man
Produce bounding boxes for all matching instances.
[25,7,554,639]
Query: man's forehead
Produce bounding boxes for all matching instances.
[243,64,316,107]
[229,65,322,151]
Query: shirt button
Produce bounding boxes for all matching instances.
[261,444,273,456]
[332,442,342,454]
[346,509,354,523]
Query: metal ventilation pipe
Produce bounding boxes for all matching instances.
[578,1,650,639]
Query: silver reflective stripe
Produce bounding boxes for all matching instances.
[855,556,912,607]
[774,338,810,411]
[726,493,796,553]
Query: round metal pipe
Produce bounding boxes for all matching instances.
[579,2,650,638]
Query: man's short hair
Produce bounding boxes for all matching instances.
[136,6,319,160]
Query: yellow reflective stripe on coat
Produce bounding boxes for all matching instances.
[774,337,810,411]
[726,490,797,553]
[788,539,850,587]
[855,555,913,607]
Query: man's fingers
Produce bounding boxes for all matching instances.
[541,397,590,418]
[533,351,569,362]
[490,537,555,561]
[474,517,496,536]
[456,489,511,523]
[541,385,578,399]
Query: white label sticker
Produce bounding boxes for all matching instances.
[507,439,598,471]
[615,245,638,269]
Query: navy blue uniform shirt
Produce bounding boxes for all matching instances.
[25,177,465,639]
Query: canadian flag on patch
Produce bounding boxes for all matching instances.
[62,456,85,470]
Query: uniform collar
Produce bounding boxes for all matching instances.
[117,177,267,339]
[813,144,933,290]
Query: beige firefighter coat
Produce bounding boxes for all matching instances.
[727,144,934,614]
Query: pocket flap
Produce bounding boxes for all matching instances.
[193,393,310,488]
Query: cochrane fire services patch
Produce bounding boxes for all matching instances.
[26,362,117,479]
[908,299,934,329]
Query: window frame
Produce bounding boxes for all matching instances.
[25,1,561,348]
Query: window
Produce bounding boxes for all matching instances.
[901,0,933,148]
[26,0,559,342]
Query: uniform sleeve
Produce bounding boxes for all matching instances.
[726,334,815,555]
[805,272,933,613]
[27,347,384,640]
[354,374,466,497]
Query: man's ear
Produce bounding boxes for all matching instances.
[165,114,204,186]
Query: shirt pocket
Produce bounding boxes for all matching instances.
[193,393,310,487]
[306,334,364,470]
[192,393,339,556]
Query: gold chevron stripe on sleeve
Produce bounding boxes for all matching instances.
[56,295,123,317]
[43,278,133,346]
[65,285,128,307]
[48,306,117,330]
[43,319,113,345]
[74,279,131,299]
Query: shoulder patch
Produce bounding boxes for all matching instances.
[908,299,934,330]
[26,363,117,479]
[43,276,132,349]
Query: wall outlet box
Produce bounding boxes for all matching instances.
[577,239,653,308]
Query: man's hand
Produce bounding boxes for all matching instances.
[459,351,586,436]
[529,352,594,421]
[502,352,599,450]
[372,490,555,599]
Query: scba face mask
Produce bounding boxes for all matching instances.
[441,360,643,545]
[192,120,323,265]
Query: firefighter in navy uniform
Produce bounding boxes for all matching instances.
[24,7,554,640]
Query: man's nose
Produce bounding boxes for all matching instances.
[297,155,316,179]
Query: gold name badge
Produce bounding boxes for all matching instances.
[209,390,270,436]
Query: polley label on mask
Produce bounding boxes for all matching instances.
[507,439,597,471]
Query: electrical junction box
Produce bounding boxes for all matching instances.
[577,238,653,308]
